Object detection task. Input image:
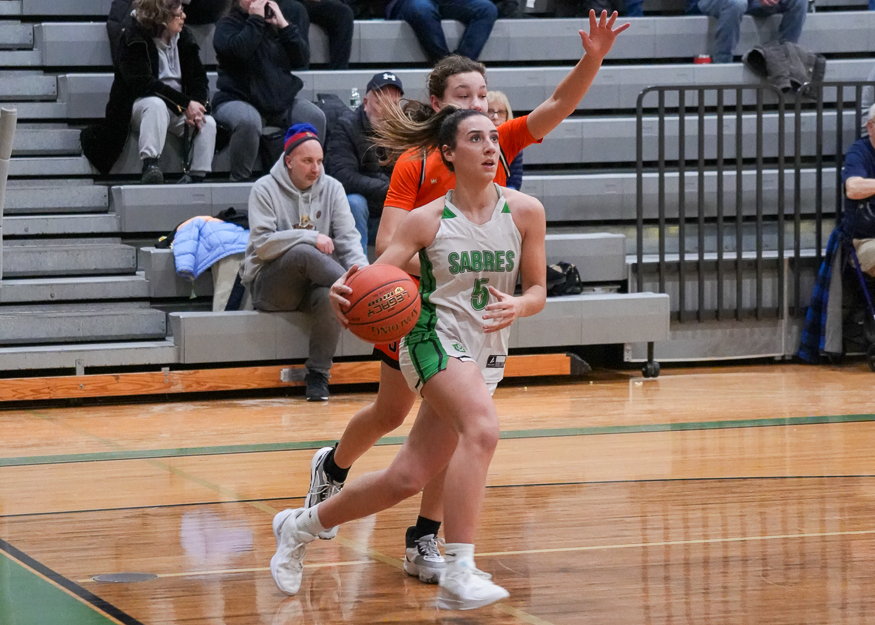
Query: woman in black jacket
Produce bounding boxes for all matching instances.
[82,0,216,183]
[212,0,326,181]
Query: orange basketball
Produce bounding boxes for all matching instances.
[343,265,421,344]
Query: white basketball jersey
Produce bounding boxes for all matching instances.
[406,185,522,385]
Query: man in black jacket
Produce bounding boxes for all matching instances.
[324,72,403,253]
[212,0,325,181]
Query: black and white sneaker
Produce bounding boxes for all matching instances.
[403,527,446,584]
[305,446,343,539]
[304,371,329,402]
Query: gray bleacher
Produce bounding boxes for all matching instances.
[1,7,871,374]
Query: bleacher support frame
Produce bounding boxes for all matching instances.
[634,81,869,326]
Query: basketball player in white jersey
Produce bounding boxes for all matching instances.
[269,108,546,610]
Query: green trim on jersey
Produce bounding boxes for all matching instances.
[501,202,511,214]
[441,206,457,219]
[412,248,439,337]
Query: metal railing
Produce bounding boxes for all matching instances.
[635,82,868,323]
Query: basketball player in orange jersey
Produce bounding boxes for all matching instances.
[301,9,630,583]
[272,108,547,609]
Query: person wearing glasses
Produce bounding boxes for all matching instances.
[82,0,216,184]
[486,90,523,190]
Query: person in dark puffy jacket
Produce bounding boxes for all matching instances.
[212,0,325,181]
[82,0,216,182]
[325,72,404,253]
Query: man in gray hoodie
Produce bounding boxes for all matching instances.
[242,123,368,401]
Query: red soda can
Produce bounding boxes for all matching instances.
[694,55,712,64]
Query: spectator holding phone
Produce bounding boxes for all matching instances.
[212,0,326,181]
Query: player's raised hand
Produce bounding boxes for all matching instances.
[329,265,358,327]
[579,10,630,61]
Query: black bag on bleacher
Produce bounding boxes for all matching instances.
[546,262,583,296]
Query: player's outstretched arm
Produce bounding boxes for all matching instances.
[525,10,630,141]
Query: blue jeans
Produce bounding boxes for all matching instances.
[696,0,807,63]
[389,0,497,63]
[347,194,370,254]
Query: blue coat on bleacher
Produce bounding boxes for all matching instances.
[173,216,250,281]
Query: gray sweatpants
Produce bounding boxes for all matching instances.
[131,96,217,174]
[213,99,326,182]
[251,244,345,376]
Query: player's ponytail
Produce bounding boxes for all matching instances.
[373,107,486,172]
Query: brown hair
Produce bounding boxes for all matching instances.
[134,0,182,37]
[372,55,487,164]
[374,107,487,172]
[427,55,486,101]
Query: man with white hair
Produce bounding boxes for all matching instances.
[843,104,875,275]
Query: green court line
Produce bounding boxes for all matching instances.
[3,412,875,469]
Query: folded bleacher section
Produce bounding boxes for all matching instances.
[1,0,871,378]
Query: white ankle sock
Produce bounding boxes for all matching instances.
[443,542,475,571]
[296,505,326,536]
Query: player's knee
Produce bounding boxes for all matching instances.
[465,414,500,456]
[389,466,429,498]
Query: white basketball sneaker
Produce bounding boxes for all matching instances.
[403,528,446,584]
[304,447,344,540]
[437,566,510,610]
[270,508,317,595]
[437,564,510,610]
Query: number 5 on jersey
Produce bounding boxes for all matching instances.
[472,278,489,311]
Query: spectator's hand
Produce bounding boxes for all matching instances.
[759,0,780,7]
[315,233,335,254]
[579,10,630,61]
[248,0,267,17]
[264,0,289,27]
[185,101,207,129]
[329,264,359,328]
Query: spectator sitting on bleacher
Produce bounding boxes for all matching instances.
[241,124,368,401]
[325,72,404,254]
[212,0,326,182]
[486,90,523,190]
[688,0,806,63]
[82,0,217,183]
[387,0,498,64]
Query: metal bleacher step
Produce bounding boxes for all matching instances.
[3,101,68,120]
[2,238,136,277]
[0,302,166,346]
[0,23,33,50]
[0,339,178,372]
[0,73,56,101]
[9,155,93,177]
[3,213,119,236]
[0,274,150,304]
[4,182,109,215]
[13,127,81,156]
[0,2,22,16]
[0,50,41,67]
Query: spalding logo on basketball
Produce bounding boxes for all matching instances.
[343,265,421,344]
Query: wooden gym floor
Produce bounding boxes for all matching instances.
[2,361,875,624]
